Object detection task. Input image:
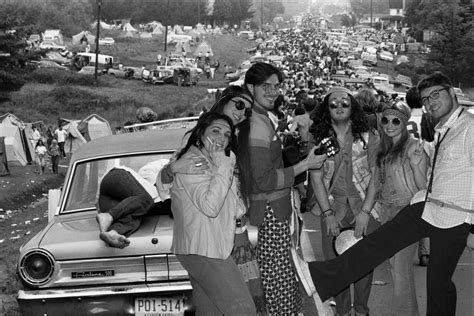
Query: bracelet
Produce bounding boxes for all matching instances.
[322,209,335,219]
[321,208,333,215]
[360,208,371,216]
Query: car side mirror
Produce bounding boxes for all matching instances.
[48,189,61,222]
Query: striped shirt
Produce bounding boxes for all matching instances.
[421,106,474,228]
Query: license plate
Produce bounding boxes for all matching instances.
[135,297,186,316]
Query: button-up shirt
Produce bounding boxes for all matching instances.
[421,106,474,228]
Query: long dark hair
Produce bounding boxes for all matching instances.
[309,92,373,145]
[175,112,235,160]
[208,85,253,126]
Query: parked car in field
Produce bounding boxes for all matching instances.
[98,37,115,45]
[378,50,394,62]
[16,128,196,316]
[36,60,69,71]
[142,68,174,84]
[39,41,67,51]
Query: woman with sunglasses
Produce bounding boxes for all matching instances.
[358,101,428,316]
[309,86,380,316]
[157,85,267,314]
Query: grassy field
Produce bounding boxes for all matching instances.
[1,33,251,129]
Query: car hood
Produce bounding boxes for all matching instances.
[38,212,174,260]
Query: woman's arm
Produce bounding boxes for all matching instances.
[181,152,235,218]
[407,141,428,190]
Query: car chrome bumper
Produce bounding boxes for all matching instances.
[17,281,194,316]
[18,281,192,300]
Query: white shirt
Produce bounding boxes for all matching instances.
[32,130,41,141]
[55,129,68,143]
[421,106,474,228]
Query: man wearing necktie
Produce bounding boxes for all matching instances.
[308,71,474,316]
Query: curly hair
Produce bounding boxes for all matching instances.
[309,92,373,145]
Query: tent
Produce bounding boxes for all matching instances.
[77,114,112,141]
[91,20,114,30]
[123,22,139,33]
[174,39,192,55]
[173,25,185,34]
[195,23,207,34]
[194,41,213,56]
[139,32,153,39]
[60,119,87,154]
[152,26,164,35]
[0,113,35,166]
[72,31,96,45]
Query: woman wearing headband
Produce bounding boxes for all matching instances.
[359,100,428,316]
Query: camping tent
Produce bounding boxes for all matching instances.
[59,119,87,154]
[152,26,164,36]
[173,25,185,34]
[72,31,96,45]
[139,32,153,39]
[195,23,207,34]
[77,114,112,141]
[174,39,192,55]
[91,20,114,30]
[123,22,139,33]
[194,41,214,56]
[0,113,35,166]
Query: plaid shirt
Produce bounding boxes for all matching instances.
[421,106,474,228]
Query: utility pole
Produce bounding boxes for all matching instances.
[94,0,102,80]
[198,0,200,24]
[370,0,373,28]
[260,0,264,33]
[164,0,170,53]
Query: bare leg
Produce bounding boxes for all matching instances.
[96,213,130,248]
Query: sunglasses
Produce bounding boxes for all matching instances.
[230,99,247,111]
[381,117,401,126]
[329,101,350,109]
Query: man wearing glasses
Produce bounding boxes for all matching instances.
[309,86,380,316]
[309,72,474,316]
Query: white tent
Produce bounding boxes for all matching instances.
[139,32,153,39]
[152,26,164,35]
[195,23,207,34]
[91,20,114,30]
[72,31,96,45]
[0,113,35,166]
[194,41,213,56]
[123,22,139,33]
[173,25,185,34]
[60,119,87,154]
[77,114,112,141]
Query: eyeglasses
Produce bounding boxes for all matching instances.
[260,83,282,93]
[381,117,401,126]
[329,100,350,109]
[420,87,448,107]
[230,99,247,111]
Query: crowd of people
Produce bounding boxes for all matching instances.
[94,22,473,316]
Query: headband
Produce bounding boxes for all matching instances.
[383,108,410,123]
[326,86,352,97]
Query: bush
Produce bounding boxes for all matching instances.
[0,70,26,92]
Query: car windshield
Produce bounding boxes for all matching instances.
[62,153,172,213]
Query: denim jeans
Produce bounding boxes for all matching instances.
[176,254,256,316]
[321,197,380,315]
[309,202,470,316]
[98,168,154,236]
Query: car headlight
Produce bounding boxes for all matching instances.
[19,249,55,287]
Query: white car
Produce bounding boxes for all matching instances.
[98,37,115,46]
[39,41,67,51]
[378,51,394,62]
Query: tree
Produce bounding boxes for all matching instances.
[405,0,474,86]
[340,13,358,29]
